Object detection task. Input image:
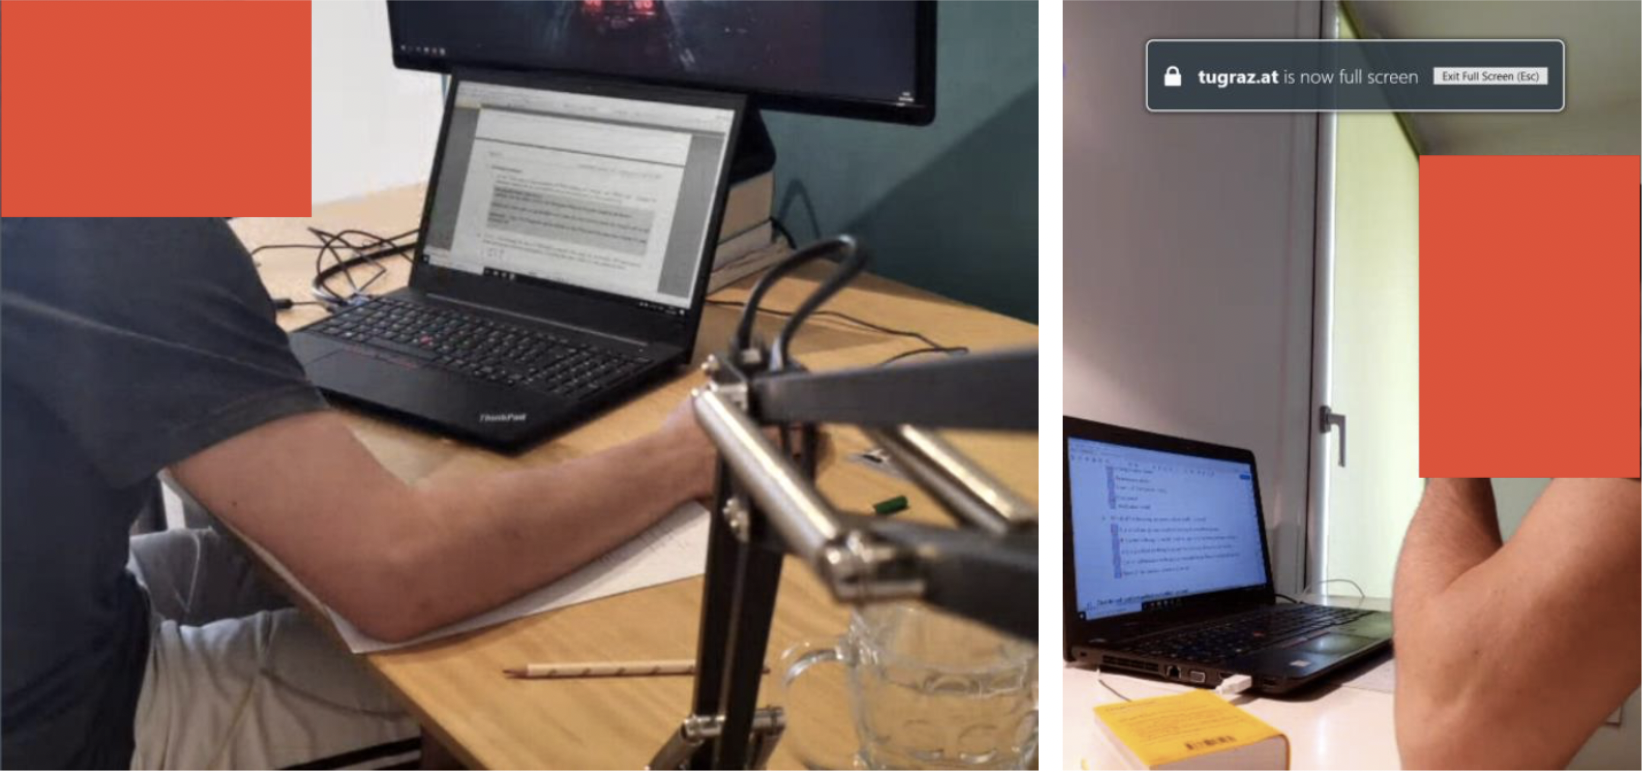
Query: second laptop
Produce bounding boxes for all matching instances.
[1063,416,1393,694]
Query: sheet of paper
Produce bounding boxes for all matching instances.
[330,501,710,654]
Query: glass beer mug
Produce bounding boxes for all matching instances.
[779,602,1038,770]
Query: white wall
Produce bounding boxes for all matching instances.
[1492,477,1549,538]
[311,0,444,206]
[1063,0,1321,592]
[1571,679,1641,770]
[1438,101,1642,156]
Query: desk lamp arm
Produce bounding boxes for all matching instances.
[691,377,1038,637]
[652,236,1037,771]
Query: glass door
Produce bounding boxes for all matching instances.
[1309,12,1423,599]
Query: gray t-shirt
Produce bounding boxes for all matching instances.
[1,218,327,768]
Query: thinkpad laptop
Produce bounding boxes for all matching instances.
[290,70,743,449]
[1063,416,1392,695]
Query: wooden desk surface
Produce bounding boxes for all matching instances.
[231,186,1038,770]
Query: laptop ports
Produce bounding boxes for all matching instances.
[1165,665,1181,680]
[1190,670,1207,683]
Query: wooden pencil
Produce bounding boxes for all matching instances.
[503,659,770,679]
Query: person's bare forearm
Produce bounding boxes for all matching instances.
[1393,478,1501,621]
[1392,478,1505,767]
[1393,479,1642,769]
[366,432,706,641]
[175,406,715,643]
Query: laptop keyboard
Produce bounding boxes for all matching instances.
[1124,605,1376,664]
[306,297,651,400]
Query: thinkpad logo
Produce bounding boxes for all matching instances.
[479,412,528,423]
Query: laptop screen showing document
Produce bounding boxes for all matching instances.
[1068,437,1270,621]
[419,77,737,315]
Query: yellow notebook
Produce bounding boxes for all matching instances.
[1094,690,1290,770]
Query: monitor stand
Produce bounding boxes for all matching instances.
[729,107,776,183]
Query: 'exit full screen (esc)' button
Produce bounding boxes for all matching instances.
[1433,67,1551,85]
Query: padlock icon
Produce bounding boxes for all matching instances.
[1164,66,1182,87]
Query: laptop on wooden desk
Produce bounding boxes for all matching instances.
[1063,416,1392,695]
[290,69,743,450]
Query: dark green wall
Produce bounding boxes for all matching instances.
[764,1,1038,322]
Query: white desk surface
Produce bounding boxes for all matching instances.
[1063,595,1401,771]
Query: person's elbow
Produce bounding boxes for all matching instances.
[1392,596,1557,770]
[346,610,424,645]
[1396,688,1571,771]
[322,532,445,644]
[1393,597,1483,768]
[1396,694,1480,770]
[337,588,434,644]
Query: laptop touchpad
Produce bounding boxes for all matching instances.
[1288,632,1376,656]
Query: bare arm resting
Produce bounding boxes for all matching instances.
[171,400,715,643]
[1393,478,1641,769]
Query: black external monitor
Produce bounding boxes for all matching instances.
[386,0,936,125]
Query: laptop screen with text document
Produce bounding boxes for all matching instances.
[1069,438,1270,621]
[419,79,736,315]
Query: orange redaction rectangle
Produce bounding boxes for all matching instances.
[1,1,310,217]
[1420,155,1639,477]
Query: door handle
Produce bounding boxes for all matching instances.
[1319,406,1347,467]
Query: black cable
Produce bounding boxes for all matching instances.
[272,298,329,310]
[315,229,367,294]
[1275,593,1300,604]
[256,226,419,311]
[711,300,889,338]
[770,217,797,250]
[770,238,866,370]
[311,230,360,304]
[709,300,953,351]
[877,345,969,365]
[722,227,946,366]
[732,235,858,356]
[1097,671,1134,702]
[326,228,418,282]
[309,227,410,296]
[707,299,968,365]
[312,227,418,255]
[1300,578,1367,599]
[311,229,408,280]
[818,313,956,352]
[316,228,418,276]
[309,228,418,305]
[250,242,333,260]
